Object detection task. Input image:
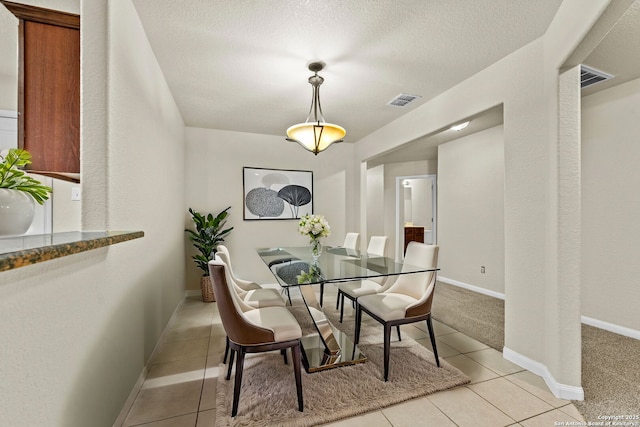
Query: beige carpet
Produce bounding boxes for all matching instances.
[432,281,504,351]
[573,324,640,422]
[432,281,640,423]
[214,305,470,426]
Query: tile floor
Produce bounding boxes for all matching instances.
[118,288,585,427]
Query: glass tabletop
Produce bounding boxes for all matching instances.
[257,246,437,287]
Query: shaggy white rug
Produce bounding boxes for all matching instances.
[215,305,470,426]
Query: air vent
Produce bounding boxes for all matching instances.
[581,65,613,89]
[386,93,422,107]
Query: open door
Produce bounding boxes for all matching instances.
[395,174,437,260]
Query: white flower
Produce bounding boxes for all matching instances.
[298,214,331,241]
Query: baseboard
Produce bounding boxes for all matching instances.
[438,276,505,300]
[503,347,584,401]
[112,295,188,427]
[581,315,640,340]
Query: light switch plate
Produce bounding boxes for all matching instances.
[71,187,81,201]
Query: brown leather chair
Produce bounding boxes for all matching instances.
[354,242,440,381]
[209,259,304,416]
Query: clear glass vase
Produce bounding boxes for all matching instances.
[310,238,322,260]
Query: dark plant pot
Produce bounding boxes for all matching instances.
[200,275,215,302]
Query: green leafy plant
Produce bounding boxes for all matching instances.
[185,206,234,276]
[0,148,52,204]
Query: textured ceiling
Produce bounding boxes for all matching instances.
[1,0,638,156]
[131,0,564,142]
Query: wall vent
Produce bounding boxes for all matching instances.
[581,65,613,89]
[386,93,422,107]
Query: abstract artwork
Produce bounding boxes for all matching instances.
[243,167,313,220]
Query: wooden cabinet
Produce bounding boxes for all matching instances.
[2,1,80,178]
[404,226,424,253]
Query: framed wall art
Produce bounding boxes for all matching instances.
[243,167,313,220]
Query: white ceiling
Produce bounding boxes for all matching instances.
[1,0,638,161]
[130,0,564,142]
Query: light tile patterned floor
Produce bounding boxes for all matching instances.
[118,289,584,427]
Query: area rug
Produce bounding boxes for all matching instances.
[214,305,470,426]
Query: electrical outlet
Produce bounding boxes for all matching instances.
[481,266,485,273]
[71,187,81,201]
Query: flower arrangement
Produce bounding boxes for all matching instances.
[298,213,331,241]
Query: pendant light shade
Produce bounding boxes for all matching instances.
[286,62,346,155]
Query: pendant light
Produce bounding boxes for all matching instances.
[286,61,346,155]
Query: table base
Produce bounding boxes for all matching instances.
[300,327,367,373]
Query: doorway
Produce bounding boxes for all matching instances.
[395,174,437,260]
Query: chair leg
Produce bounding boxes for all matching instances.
[396,325,402,341]
[292,342,304,412]
[231,347,246,417]
[336,289,341,310]
[426,315,441,367]
[226,349,235,380]
[339,293,345,323]
[223,336,229,363]
[354,304,362,345]
[281,348,288,365]
[383,323,392,381]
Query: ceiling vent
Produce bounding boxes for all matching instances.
[387,93,422,107]
[581,65,613,89]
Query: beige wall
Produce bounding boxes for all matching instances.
[0,2,186,427]
[352,0,613,399]
[184,126,355,288]
[438,126,505,295]
[366,165,385,242]
[582,77,640,332]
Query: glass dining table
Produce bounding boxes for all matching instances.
[256,245,437,373]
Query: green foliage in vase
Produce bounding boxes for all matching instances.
[0,148,52,205]
[186,206,234,276]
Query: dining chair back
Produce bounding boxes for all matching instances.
[343,232,360,250]
[336,235,388,322]
[354,242,440,381]
[209,259,304,416]
[216,245,261,291]
[366,235,388,257]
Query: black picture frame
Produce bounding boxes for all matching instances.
[243,167,313,220]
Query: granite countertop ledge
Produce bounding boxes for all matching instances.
[0,231,144,272]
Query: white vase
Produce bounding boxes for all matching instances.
[0,189,36,236]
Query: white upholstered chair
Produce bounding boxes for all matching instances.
[342,232,360,250]
[354,242,440,381]
[215,246,286,363]
[216,245,285,309]
[209,258,303,416]
[336,236,388,322]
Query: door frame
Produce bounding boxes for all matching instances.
[395,174,437,260]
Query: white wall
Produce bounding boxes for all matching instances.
[366,165,385,240]
[0,76,17,111]
[582,77,640,332]
[438,126,505,295]
[184,127,355,288]
[0,2,186,427]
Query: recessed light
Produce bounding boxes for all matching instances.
[450,121,470,131]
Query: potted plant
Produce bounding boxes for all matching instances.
[0,148,52,236]
[185,206,234,302]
